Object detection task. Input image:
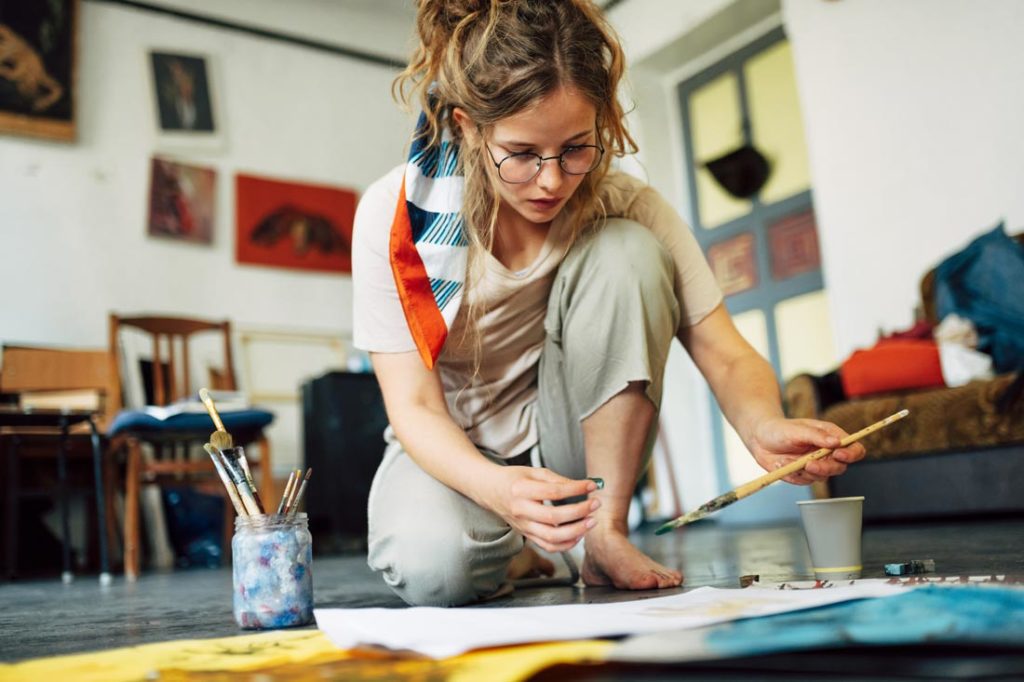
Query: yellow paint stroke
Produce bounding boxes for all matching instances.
[0,629,611,682]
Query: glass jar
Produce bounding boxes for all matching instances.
[231,513,313,629]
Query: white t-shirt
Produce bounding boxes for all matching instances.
[352,164,722,457]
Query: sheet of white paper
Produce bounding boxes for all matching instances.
[315,581,907,658]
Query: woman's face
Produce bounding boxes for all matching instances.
[457,86,599,227]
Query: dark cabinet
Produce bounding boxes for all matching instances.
[302,371,388,554]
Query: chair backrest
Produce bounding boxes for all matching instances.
[109,314,237,407]
[0,344,122,426]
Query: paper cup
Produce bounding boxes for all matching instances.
[797,497,864,580]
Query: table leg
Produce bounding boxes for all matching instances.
[5,435,19,579]
[89,418,111,585]
[58,418,73,584]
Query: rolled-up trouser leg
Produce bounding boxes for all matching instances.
[366,436,523,606]
[538,218,680,478]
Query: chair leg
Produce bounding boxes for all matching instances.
[89,419,111,585]
[58,419,73,584]
[124,439,142,581]
[256,435,274,508]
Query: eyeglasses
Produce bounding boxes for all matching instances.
[486,144,605,184]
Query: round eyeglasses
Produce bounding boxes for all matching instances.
[487,144,605,184]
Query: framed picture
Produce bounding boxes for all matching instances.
[0,0,78,141]
[146,157,217,245]
[147,49,223,152]
[235,173,357,274]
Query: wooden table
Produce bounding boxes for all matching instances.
[0,406,111,584]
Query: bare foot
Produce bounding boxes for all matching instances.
[507,544,556,580]
[582,526,682,590]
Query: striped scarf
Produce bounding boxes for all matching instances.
[389,111,468,369]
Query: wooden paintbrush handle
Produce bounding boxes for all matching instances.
[199,387,227,432]
[733,409,910,500]
[655,409,909,534]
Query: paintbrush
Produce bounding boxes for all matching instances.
[655,409,910,534]
[199,387,233,452]
[221,446,265,514]
[203,444,260,512]
[276,470,297,516]
[287,468,313,518]
[282,469,302,515]
[203,443,247,517]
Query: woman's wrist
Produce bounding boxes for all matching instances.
[454,455,506,512]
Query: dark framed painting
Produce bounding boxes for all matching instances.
[149,51,215,134]
[235,173,357,274]
[0,0,78,141]
[147,157,217,245]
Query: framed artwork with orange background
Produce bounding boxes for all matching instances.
[235,173,357,274]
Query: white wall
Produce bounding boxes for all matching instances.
[0,1,414,471]
[783,0,1024,357]
[611,0,1024,511]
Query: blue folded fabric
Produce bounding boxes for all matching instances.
[108,409,274,437]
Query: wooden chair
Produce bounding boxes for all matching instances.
[0,344,119,582]
[107,314,274,580]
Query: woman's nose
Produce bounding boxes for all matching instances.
[536,157,564,192]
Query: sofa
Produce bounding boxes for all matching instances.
[784,232,1024,521]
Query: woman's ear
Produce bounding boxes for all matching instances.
[451,107,479,144]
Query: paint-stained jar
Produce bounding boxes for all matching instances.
[232,513,313,629]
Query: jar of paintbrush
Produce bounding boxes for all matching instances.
[199,388,315,629]
[232,512,313,629]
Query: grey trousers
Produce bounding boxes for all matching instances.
[366,219,680,606]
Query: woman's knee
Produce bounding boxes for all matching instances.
[577,218,674,296]
[372,525,487,606]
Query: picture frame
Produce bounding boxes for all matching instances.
[235,173,357,275]
[146,156,217,245]
[146,49,224,152]
[0,0,79,141]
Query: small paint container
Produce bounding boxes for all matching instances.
[232,513,313,629]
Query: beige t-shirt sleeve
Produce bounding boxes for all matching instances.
[351,164,418,353]
[601,172,723,329]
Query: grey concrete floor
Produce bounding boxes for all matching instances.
[1,517,1023,664]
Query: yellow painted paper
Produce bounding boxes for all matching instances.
[689,71,750,228]
[744,40,811,205]
[0,629,611,682]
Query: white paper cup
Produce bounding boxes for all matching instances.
[797,496,864,580]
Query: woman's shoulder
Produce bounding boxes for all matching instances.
[359,163,405,212]
[353,164,405,256]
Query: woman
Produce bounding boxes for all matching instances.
[352,0,864,607]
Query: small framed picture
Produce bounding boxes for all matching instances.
[146,156,217,245]
[0,0,79,141]
[147,50,223,151]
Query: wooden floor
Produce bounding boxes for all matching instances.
[2,516,1023,668]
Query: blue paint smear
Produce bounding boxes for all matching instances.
[704,586,1024,658]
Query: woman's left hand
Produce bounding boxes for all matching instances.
[748,417,867,485]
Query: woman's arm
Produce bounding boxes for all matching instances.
[371,350,599,552]
[677,304,865,483]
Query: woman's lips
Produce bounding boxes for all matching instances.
[528,197,562,210]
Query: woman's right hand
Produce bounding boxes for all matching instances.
[480,466,601,553]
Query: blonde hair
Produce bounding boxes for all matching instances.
[394,0,637,366]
